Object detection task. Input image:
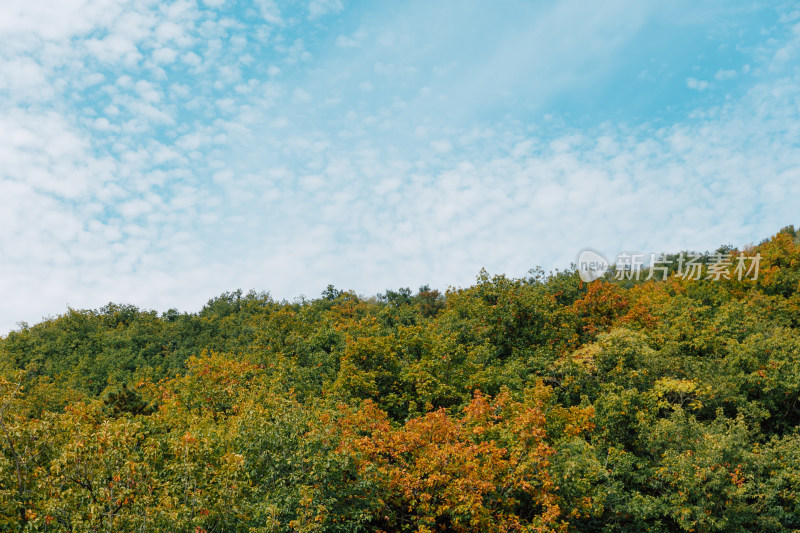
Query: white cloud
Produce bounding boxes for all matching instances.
[155,21,184,42]
[0,0,130,43]
[308,0,343,19]
[714,68,737,81]
[85,34,142,65]
[687,77,710,91]
[336,29,367,48]
[254,0,283,25]
[292,88,312,103]
[0,58,53,102]
[152,47,178,64]
[430,140,452,153]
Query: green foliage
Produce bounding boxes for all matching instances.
[0,228,798,530]
[103,383,155,417]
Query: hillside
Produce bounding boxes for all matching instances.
[0,227,799,531]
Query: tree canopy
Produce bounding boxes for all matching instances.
[0,229,799,531]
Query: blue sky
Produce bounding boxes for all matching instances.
[1,0,799,331]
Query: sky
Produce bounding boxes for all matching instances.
[1,0,799,332]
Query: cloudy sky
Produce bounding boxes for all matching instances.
[1,0,799,331]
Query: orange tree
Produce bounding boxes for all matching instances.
[339,381,597,532]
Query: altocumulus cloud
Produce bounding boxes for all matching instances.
[0,0,798,332]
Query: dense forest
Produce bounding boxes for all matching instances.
[1,227,799,532]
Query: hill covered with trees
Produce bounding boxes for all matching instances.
[1,227,799,531]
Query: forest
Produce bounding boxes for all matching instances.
[0,227,799,532]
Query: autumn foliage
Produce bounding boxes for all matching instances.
[0,228,799,531]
